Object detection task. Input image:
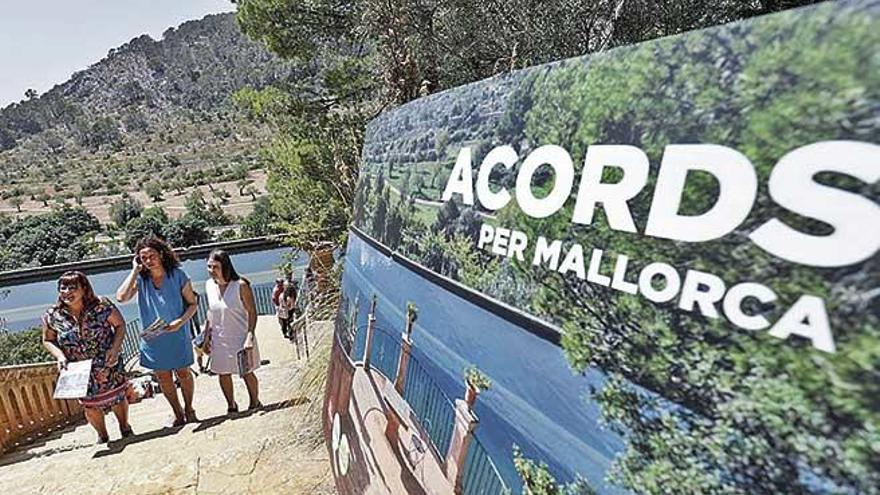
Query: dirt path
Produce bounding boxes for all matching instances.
[0,316,336,495]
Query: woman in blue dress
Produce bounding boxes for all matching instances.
[116,236,199,427]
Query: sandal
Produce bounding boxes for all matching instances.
[184,408,199,423]
[96,434,110,445]
[227,403,239,414]
[169,415,186,428]
[247,401,263,411]
[120,425,135,438]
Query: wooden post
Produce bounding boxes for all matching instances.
[363,295,377,369]
[26,382,46,431]
[445,399,479,494]
[0,386,11,452]
[0,387,21,439]
[393,303,418,395]
[12,387,34,433]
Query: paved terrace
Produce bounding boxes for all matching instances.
[0,316,335,495]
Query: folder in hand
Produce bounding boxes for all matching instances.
[140,318,167,341]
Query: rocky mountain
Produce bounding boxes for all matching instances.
[0,13,297,209]
[0,13,292,151]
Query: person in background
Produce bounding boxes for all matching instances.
[43,271,132,444]
[272,278,289,338]
[204,249,261,412]
[283,281,298,325]
[116,237,199,427]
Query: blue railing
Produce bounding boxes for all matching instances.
[462,435,509,495]
[121,318,141,367]
[368,326,402,381]
[122,282,279,369]
[195,282,278,325]
[351,319,509,492]
[403,354,456,457]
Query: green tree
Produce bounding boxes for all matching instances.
[241,196,282,237]
[9,196,22,212]
[164,214,210,247]
[0,207,100,269]
[141,205,169,224]
[237,178,254,196]
[244,184,259,201]
[144,181,164,202]
[513,446,597,495]
[123,215,165,250]
[492,6,879,494]
[183,189,229,226]
[0,328,51,366]
[109,192,144,228]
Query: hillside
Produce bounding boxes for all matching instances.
[0,12,297,222]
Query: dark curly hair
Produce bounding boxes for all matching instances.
[134,236,180,277]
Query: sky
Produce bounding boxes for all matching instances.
[0,0,236,108]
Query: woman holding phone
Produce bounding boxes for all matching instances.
[204,249,261,413]
[116,236,199,427]
[43,271,133,443]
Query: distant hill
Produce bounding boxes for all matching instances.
[0,12,296,220]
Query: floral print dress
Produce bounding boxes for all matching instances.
[44,298,128,410]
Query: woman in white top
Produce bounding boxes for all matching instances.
[204,249,261,412]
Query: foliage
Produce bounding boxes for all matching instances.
[0,328,51,366]
[109,192,144,228]
[141,205,170,224]
[464,365,491,391]
[513,445,597,495]
[144,181,164,202]
[164,214,211,248]
[0,207,100,269]
[352,2,878,493]
[184,189,230,226]
[406,301,418,323]
[240,196,282,237]
[123,215,165,251]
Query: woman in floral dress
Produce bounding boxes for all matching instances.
[42,271,133,444]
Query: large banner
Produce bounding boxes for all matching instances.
[324,1,879,494]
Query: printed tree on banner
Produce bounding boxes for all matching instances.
[491,5,879,494]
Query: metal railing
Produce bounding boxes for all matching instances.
[195,282,279,325]
[402,354,456,457]
[462,435,509,495]
[351,319,509,492]
[120,318,141,368]
[251,283,278,316]
[368,326,403,381]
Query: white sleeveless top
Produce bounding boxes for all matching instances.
[206,279,249,332]
[206,278,259,374]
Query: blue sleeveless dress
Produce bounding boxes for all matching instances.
[137,267,194,370]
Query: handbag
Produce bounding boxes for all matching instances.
[192,328,210,354]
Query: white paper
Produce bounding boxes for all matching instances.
[53,359,92,400]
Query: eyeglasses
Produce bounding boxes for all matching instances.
[59,284,80,292]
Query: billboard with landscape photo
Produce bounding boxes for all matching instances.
[324,1,879,493]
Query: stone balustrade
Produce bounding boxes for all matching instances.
[0,362,82,454]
